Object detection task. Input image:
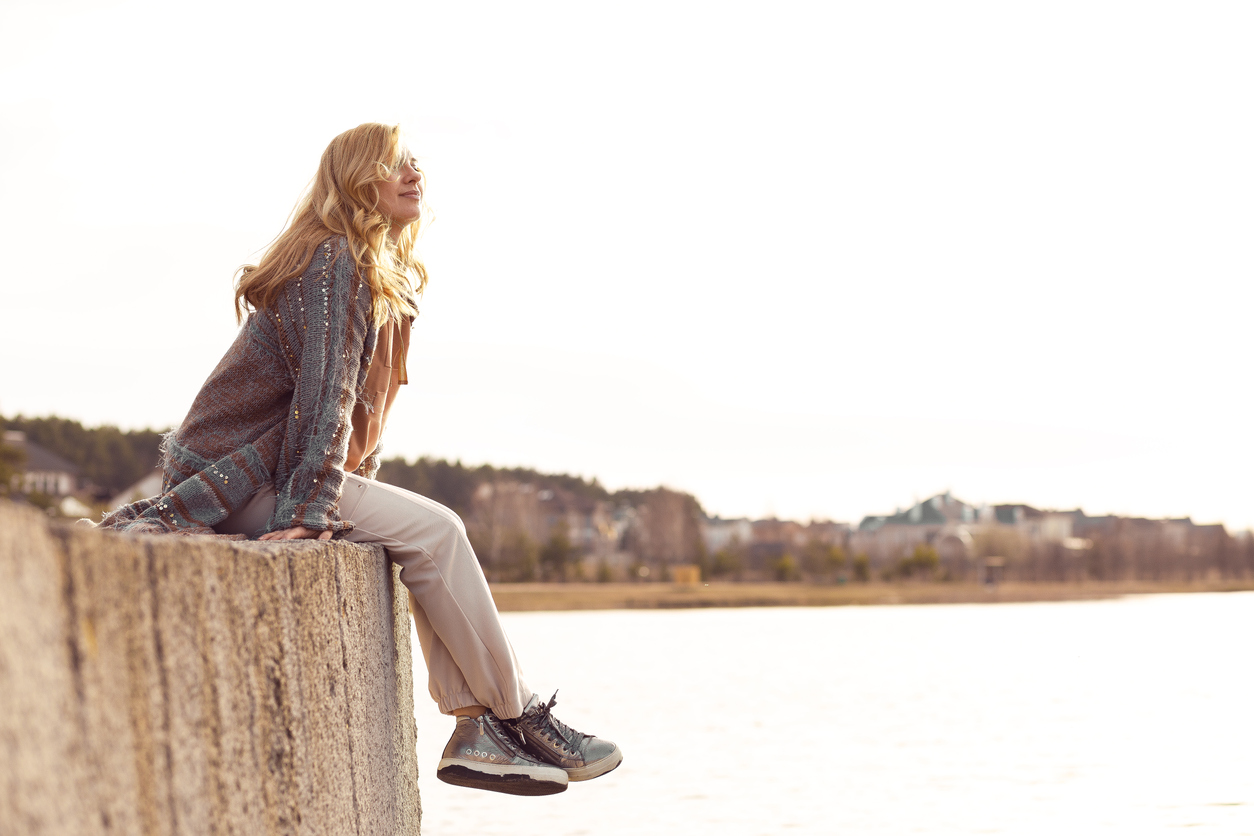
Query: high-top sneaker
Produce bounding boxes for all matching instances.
[506,691,623,782]
[437,712,569,796]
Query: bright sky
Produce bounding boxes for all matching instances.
[1,0,1251,529]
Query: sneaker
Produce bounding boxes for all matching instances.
[506,691,623,782]
[437,713,569,796]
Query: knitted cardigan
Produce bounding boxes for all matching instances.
[100,236,382,536]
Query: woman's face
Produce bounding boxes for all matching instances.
[376,150,424,230]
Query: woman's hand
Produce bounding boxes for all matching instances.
[259,525,333,541]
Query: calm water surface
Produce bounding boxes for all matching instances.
[411,593,1253,835]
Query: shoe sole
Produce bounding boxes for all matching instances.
[566,745,624,782]
[437,760,569,796]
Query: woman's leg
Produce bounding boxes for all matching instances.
[349,484,624,784]
[335,473,533,720]
[213,486,278,537]
[337,480,621,784]
[216,476,532,719]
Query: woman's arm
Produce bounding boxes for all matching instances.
[268,240,377,534]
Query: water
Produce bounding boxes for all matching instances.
[411,593,1254,835]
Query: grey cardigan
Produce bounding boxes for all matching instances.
[100,236,381,536]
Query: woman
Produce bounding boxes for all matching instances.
[99,123,621,797]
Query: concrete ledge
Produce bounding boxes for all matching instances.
[0,501,420,836]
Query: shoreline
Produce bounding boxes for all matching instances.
[489,579,1254,612]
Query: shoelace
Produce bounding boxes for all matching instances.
[519,691,587,754]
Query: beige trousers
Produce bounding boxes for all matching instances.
[216,473,532,719]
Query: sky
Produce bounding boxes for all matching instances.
[1,0,1251,529]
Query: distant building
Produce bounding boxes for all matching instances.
[846,491,1237,582]
[59,495,95,519]
[699,516,852,577]
[110,466,164,510]
[701,516,752,554]
[747,518,806,568]
[3,430,80,496]
[803,521,851,546]
[994,504,1074,542]
[468,479,626,573]
[879,492,990,527]
[851,491,989,565]
[536,486,620,558]
[624,489,703,565]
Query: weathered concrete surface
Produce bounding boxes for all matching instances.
[0,501,420,836]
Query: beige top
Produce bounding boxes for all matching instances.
[345,316,410,473]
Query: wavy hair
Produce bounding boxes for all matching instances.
[234,123,427,326]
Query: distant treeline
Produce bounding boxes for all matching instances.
[13,413,1248,589]
[2,414,165,497]
[376,456,703,519]
[0,412,642,509]
[377,457,615,518]
[2,413,706,582]
[0,413,695,522]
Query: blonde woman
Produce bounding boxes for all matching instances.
[100,123,622,796]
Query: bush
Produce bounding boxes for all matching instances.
[803,541,847,582]
[888,544,940,580]
[539,523,574,582]
[596,560,613,583]
[496,531,539,582]
[770,553,801,582]
[709,548,743,580]
[0,442,25,497]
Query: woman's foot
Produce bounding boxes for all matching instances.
[437,713,569,796]
[506,692,623,782]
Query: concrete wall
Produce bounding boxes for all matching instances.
[0,501,420,836]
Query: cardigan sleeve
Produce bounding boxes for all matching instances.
[352,442,382,481]
[269,241,376,533]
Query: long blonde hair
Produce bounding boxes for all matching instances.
[234,123,427,326]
